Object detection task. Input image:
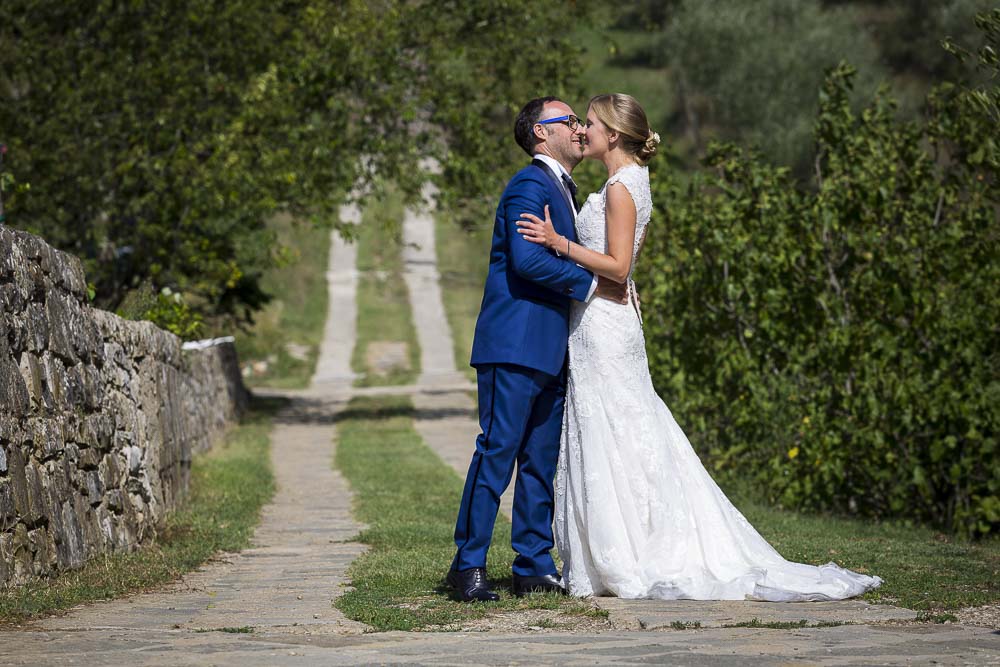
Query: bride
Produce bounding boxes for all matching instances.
[516,93,882,601]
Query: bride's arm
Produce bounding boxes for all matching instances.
[517,182,636,283]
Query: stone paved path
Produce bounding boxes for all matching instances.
[0,205,372,662]
[312,203,360,387]
[3,200,1000,665]
[402,182,468,388]
[0,393,369,664]
[3,623,998,666]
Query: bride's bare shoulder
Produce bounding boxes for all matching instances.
[605,180,637,224]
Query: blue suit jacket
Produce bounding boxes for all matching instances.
[470,160,594,377]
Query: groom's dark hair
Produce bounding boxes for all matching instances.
[514,96,562,157]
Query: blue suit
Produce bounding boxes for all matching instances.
[453,159,594,577]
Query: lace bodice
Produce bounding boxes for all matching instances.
[575,164,652,280]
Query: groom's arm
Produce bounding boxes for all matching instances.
[503,176,594,302]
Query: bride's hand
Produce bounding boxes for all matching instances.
[517,205,563,250]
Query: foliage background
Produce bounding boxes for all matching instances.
[1,0,997,536]
[634,16,999,537]
[0,0,594,328]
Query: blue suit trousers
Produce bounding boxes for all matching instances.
[451,363,565,577]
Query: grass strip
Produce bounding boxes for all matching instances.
[435,214,491,384]
[193,625,255,634]
[734,496,1000,611]
[352,190,421,387]
[333,394,605,631]
[237,213,332,389]
[0,400,278,624]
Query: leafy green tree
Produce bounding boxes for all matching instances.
[636,11,999,537]
[0,0,594,329]
[2,1,291,321]
[412,0,599,226]
[853,0,993,81]
[650,0,886,171]
[611,0,680,30]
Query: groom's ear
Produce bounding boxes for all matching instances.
[532,122,548,144]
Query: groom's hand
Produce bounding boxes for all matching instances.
[595,276,628,304]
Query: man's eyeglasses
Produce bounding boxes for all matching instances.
[538,114,584,131]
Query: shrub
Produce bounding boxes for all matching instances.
[117,284,203,341]
[637,13,999,536]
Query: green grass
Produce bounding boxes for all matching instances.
[435,213,491,383]
[670,620,703,630]
[236,214,332,389]
[915,612,960,624]
[724,618,849,630]
[333,395,605,631]
[731,495,1000,611]
[351,190,421,387]
[194,625,255,633]
[0,399,278,624]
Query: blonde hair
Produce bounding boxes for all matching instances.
[588,93,660,166]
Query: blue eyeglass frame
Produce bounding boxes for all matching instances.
[538,114,583,129]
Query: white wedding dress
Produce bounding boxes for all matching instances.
[553,164,882,600]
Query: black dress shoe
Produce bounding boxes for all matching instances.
[512,572,567,597]
[447,567,500,602]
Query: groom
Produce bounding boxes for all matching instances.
[447,97,625,602]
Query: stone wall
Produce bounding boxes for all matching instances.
[0,226,247,586]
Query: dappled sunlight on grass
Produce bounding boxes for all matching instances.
[334,395,607,631]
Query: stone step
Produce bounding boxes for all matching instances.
[595,598,918,630]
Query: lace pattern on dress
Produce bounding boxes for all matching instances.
[553,164,882,601]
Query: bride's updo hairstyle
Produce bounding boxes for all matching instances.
[588,93,660,166]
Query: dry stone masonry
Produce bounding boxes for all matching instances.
[0,226,247,586]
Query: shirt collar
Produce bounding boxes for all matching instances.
[532,153,570,181]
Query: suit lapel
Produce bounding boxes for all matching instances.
[530,159,577,240]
